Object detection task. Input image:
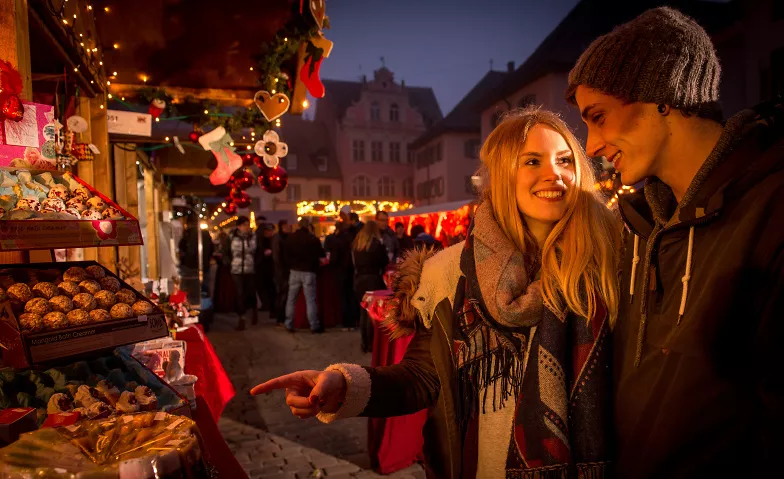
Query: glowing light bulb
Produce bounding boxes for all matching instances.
[204,110,209,114]
[221,203,226,207]
[165,137,170,142]
[113,43,119,49]
[107,94,112,99]
[302,100,309,109]
[249,67,254,71]
[155,118,160,122]
[104,6,110,12]
[246,145,251,150]
[113,71,117,76]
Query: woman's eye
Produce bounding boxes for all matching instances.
[591,113,604,125]
[558,157,574,165]
[524,158,539,166]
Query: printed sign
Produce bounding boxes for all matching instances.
[107,110,152,137]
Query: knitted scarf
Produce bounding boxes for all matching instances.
[455,201,612,478]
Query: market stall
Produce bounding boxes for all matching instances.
[388,199,474,248]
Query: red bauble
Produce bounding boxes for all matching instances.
[1,95,24,122]
[258,165,288,194]
[229,188,244,200]
[252,154,265,168]
[241,153,255,167]
[235,169,254,190]
[224,202,238,215]
[234,195,251,209]
[188,130,200,143]
[148,104,164,119]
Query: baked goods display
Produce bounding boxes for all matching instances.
[0,265,158,334]
[0,169,126,220]
[0,412,204,477]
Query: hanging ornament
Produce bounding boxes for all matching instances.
[300,57,325,99]
[224,202,238,215]
[234,193,252,209]
[259,165,288,194]
[253,90,290,122]
[309,0,326,29]
[0,60,24,122]
[254,130,288,168]
[229,188,244,200]
[235,169,255,190]
[198,127,243,186]
[188,126,202,143]
[147,98,166,119]
[66,115,89,133]
[241,153,255,167]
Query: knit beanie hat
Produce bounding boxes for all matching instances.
[565,7,720,110]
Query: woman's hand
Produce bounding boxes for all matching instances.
[250,370,347,419]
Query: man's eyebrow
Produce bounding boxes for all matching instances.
[581,103,598,120]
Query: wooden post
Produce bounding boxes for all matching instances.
[0,0,31,264]
[89,97,115,272]
[144,168,159,280]
[76,98,97,262]
[115,145,141,286]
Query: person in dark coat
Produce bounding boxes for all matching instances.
[255,223,276,316]
[395,221,414,253]
[229,216,257,331]
[177,216,213,305]
[565,7,784,477]
[350,220,389,352]
[375,210,399,262]
[271,219,291,325]
[283,218,325,333]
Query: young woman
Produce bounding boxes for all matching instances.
[350,220,389,352]
[251,108,620,478]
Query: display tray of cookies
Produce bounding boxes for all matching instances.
[0,262,167,369]
[0,168,142,251]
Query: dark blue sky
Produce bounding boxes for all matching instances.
[319,0,581,116]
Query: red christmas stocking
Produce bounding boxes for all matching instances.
[301,57,325,98]
[209,147,242,185]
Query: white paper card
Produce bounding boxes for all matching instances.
[4,104,38,147]
[88,144,100,154]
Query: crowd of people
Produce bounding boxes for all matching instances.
[250,7,784,479]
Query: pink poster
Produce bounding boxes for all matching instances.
[0,102,58,170]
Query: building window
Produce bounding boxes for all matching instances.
[352,175,371,197]
[436,142,443,163]
[286,184,301,202]
[407,147,415,164]
[352,140,365,162]
[464,139,480,159]
[317,184,332,199]
[416,177,444,200]
[316,156,328,172]
[378,176,395,197]
[285,153,297,170]
[389,142,401,163]
[371,141,383,162]
[370,102,380,121]
[518,94,536,109]
[390,103,400,122]
[402,177,413,198]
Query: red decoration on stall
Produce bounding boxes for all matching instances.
[241,153,255,167]
[147,99,166,119]
[234,169,254,190]
[258,165,288,194]
[234,193,251,209]
[0,60,24,122]
[229,188,244,200]
[224,202,238,215]
[300,57,325,98]
[188,130,201,143]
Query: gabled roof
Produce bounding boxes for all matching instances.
[478,0,738,110]
[410,70,509,149]
[321,79,443,127]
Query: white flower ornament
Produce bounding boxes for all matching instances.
[254,130,288,168]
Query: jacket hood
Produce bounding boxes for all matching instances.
[620,99,784,235]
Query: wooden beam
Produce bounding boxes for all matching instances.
[109,83,256,107]
[75,98,97,262]
[0,0,31,264]
[90,96,116,273]
[116,145,142,287]
[160,166,212,176]
[144,168,159,280]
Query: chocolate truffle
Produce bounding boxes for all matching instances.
[67,309,91,326]
[57,281,81,298]
[32,281,58,300]
[86,196,106,211]
[115,288,136,305]
[63,267,87,283]
[18,313,44,333]
[102,206,123,219]
[86,265,105,279]
[72,293,96,311]
[48,295,74,314]
[94,290,116,309]
[89,309,111,322]
[24,297,52,315]
[99,276,121,293]
[43,311,68,329]
[79,280,101,295]
[6,283,32,302]
[109,303,133,319]
[132,300,155,316]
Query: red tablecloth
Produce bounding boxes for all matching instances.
[293,268,341,329]
[363,290,427,474]
[192,396,249,479]
[176,324,235,423]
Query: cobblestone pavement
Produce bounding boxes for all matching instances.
[207,312,425,479]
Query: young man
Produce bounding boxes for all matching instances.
[283,218,326,333]
[566,7,784,477]
[375,210,399,262]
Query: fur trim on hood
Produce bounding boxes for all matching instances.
[382,242,464,339]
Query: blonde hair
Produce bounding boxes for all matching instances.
[477,107,620,323]
[352,220,381,252]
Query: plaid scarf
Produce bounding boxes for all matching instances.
[454,201,612,478]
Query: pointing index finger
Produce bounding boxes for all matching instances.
[250,373,304,395]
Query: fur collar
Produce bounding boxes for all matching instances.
[382,242,464,338]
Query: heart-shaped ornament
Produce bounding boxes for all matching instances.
[2,95,24,122]
[310,0,326,30]
[253,91,290,122]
